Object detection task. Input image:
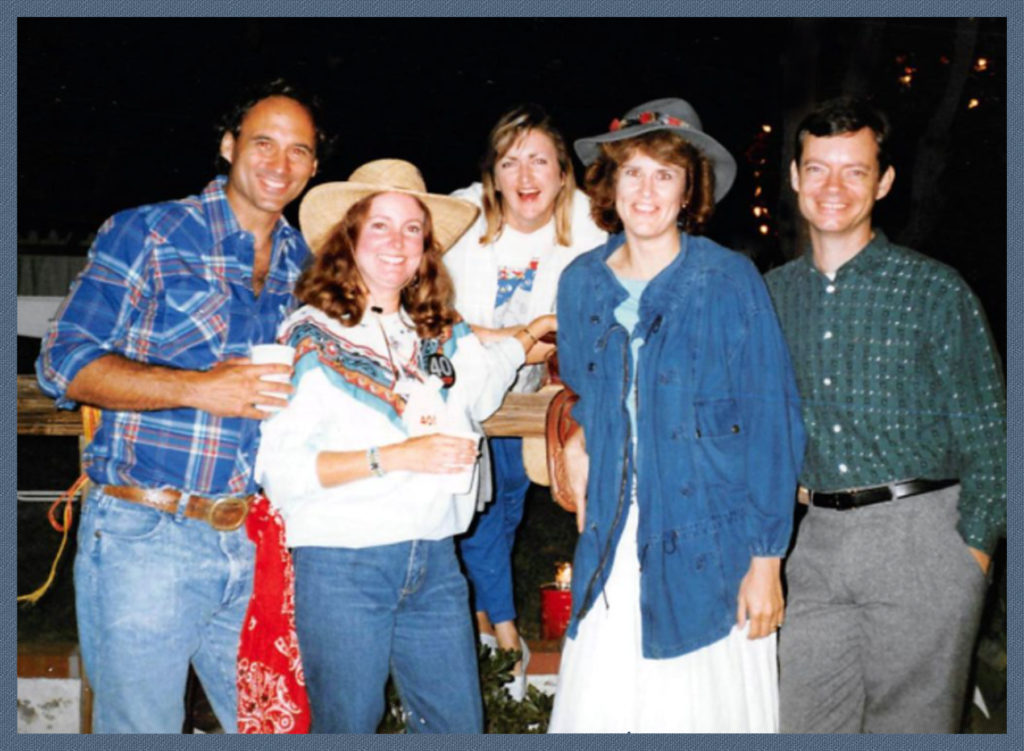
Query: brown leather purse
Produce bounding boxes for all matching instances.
[545,377,581,513]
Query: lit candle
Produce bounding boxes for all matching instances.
[541,561,574,640]
[554,561,572,590]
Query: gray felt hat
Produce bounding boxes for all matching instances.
[574,97,737,203]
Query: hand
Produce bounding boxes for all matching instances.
[525,341,556,365]
[736,556,784,639]
[186,358,293,419]
[528,313,557,339]
[562,429,589,533]
[523,314,558,365]
[385,433,479,474]
[967,546,991,574]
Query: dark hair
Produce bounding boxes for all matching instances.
[293,193,458,339]
[479,103,577,246]
[216,78,329,168]
[794,96,892,172]
[583,130,716,235]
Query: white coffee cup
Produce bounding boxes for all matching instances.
[250,344,295,412]
[439,430,483,495]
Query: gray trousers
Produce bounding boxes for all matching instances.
[779,485,988,733]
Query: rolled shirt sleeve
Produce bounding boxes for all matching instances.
[36,211,154,409]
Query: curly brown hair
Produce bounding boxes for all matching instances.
[583,130,716,235]
[293,192,458,339]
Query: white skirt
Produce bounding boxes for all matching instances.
[548,501,779,733]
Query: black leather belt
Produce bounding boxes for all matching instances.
[805,478,958,511]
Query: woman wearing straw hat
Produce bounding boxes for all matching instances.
[255,159,555,733]
[444,104,605,697]
[548,99,805,732]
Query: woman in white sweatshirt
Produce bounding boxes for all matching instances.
[256,159,555,733]
[445,104,606,697]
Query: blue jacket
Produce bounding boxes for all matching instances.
[556,232,805,658]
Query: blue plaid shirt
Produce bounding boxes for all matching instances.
[36,177,311,496]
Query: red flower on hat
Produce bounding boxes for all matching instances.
[609,118,622,132]
[665,116,684,127]
[638,112,654,124]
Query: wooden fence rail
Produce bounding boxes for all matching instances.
[17,375,556,437]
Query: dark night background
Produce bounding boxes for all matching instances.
[17,18,1007,358]
[15,17,1008,732]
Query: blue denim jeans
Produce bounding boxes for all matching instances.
[457,437,530,624]
[293,538,483,733]
[74,486,254,733]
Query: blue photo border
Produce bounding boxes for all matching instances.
[4,2,1017,749]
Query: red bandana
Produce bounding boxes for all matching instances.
[236,495,310,734]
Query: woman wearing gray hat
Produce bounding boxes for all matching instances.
[548,99,805,732]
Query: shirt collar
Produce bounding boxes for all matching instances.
[800,228,891,282]
[599,230,691,281]
[200,175,301,247]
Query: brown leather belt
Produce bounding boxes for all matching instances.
[103,485,253,531]
[800,478,958,511]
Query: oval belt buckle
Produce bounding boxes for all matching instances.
[207,496,249,531]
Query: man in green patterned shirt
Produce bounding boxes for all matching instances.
[766,97,1005,733]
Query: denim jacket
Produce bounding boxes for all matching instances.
[556,232,805,658]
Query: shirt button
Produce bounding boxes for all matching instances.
[832,424,842,433]
[838,463,849,473]
[823,330,833,340]
[823,377,832,386]
[826,284,836,294]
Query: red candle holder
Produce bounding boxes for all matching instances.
[540,562,573,640]
[540,585,572,640]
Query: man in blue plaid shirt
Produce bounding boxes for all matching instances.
[36,80,323,733]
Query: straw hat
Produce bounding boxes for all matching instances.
[574,97,737,203]
[522,382,564,487]
[298,159,480,254]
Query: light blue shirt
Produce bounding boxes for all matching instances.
[613,275,649,448]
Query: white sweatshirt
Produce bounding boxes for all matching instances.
[255,305,525,548]
[444,183,607,331]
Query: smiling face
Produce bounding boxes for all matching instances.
[220,95,318,231]
[614,150,689,245]
[352,192,427,310]
[790,126,895,248]
[493,128,565,233]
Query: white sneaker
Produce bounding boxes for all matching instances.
[479,632,498,651]
[506,637,531,702]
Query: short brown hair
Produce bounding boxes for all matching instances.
[794,96,891,172]
[293,193,458,339]
[479,104,577,246]
[583,131,716,235]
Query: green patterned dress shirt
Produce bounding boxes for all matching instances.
[766,230,1006,553]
